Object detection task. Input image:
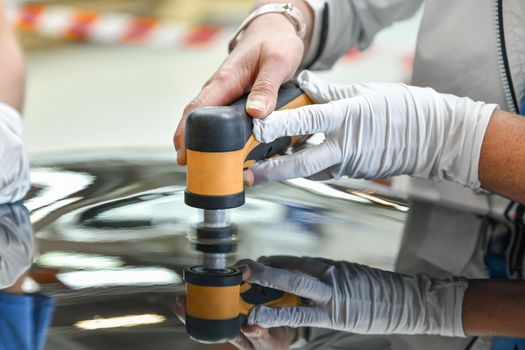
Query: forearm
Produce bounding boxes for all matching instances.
[479,110,525,203]
[463,279,525,337]
[0,1,25,112]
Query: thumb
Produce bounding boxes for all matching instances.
[247,61,289,118]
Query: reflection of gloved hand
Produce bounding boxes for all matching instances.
[249,71,498,187]
[0,203,33,289]
[174,294,298,350]
[240,256,468,337]
[0,103,30,204]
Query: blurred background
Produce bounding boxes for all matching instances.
[6,0,421,155]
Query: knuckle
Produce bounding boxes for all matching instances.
[183,95,204,116]
[265,50,288,65]
[252,76,278,96]
[213,67,235,83]
[210,66,247,98]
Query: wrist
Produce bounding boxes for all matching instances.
[438,95,497,190]
[415,275,468,337]
[249,1,314,51]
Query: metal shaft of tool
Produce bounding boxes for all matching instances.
[202,253,227,269]
[201,209,230,270]
[203,209,228,227]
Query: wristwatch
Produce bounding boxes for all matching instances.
[228,3,307,52]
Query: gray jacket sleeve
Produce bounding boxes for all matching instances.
[303,0,423,70]
[0,103,30,205]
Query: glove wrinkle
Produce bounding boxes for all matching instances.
[244,257,467,337]
[253,70,497,189]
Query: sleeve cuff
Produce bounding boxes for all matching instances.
[302,0,326,68]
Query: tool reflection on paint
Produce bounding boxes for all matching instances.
[37,251,124,270]
[182,82,313,343]
[75,314,166,330]
[58,267,180,289]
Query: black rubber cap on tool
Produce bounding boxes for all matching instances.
[185,105,252,153]
[184,190,245,210]
[185,314,242,344]
[195,243,236,254]
[184,80,303,154]
[196,225,236,239]
[184,266,242,287]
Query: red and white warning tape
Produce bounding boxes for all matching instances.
[8,4,226,48]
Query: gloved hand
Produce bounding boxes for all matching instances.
[174,294,299,350]
[249,71,498,188]
[239,256,468,337]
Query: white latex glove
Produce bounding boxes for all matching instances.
[0,103,30,204]
[239,256,468,337]
[250,71,498,188]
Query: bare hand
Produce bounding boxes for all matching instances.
[174,14,305,165]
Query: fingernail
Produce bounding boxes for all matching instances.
[247,96,269,115]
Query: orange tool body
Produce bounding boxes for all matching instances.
[183,81,312,343]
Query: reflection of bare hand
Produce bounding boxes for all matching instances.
[174,294,298,350]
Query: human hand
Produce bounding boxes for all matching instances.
[240,256,467,337]
[175,294,298,350]
[174,13,306,165]
[246,71,498,189]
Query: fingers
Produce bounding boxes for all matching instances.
[305,165,340,181]
[252,102,341,143]
[248,305,324,328]
[235,326,267,350]
[238,260,332,303]
[297,70,355,103]
[257,256,333,278]
[229,332,255,350]
[174,61,248,165]
[247,55,290,118]
[232,325,293,350]
[297,70,391,103]
[249,142,341,185]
